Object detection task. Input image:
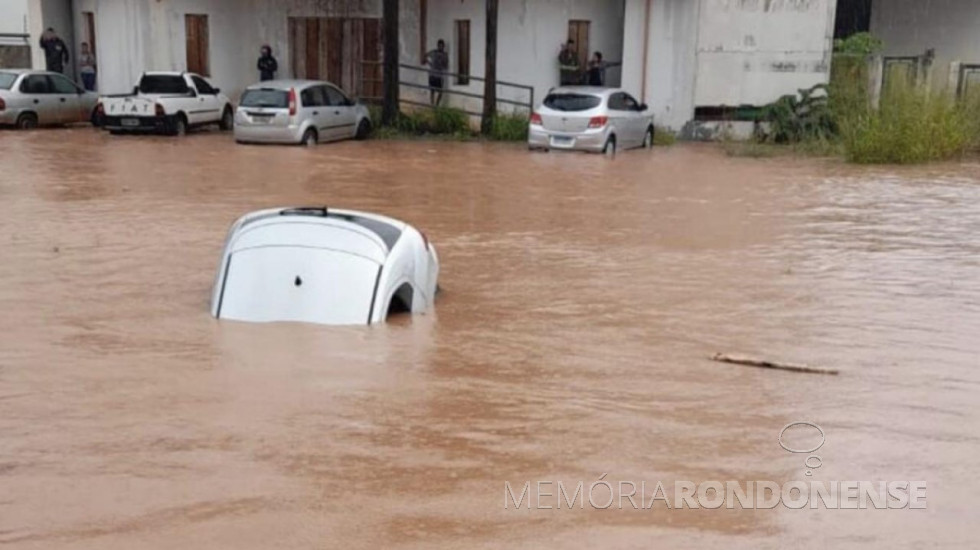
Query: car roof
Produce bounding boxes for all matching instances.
[244,79,342,91]
[231,207,407,259]
[546,86,622,97]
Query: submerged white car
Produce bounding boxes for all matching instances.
[210,207,439,326]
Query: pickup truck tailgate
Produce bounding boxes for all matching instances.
[103,96,156,117]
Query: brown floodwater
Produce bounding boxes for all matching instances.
[0,128,978,549]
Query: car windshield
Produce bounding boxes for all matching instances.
[138,75,189,94]
[543,93,602,112]
[240,89,289,108]
[0,72,17,90]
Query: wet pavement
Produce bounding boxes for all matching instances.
[0,128,978,548]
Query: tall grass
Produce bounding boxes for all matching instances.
[839,82,980,164]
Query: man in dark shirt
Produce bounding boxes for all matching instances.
[423,39,449,106]
[257,45,278,81]
[558,40,580,86]
[39,28,69,74]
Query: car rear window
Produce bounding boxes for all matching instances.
[138,75,189,94]
[0,72,17,90]
[543,93,602,112]
[240,89,289,108]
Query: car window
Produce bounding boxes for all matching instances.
[607,93,628,111]
[0,72,17,90]
[139,75,189,94]
[192,76,216,95]
[48,74,80,94]
[20,75,50,94]
[300,86,326,107]
[622,93,640,111]
[324,86,349,106]
[240,89,289,108]
[543,93,601,112]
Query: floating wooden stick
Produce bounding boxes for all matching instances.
[710,353,839,376]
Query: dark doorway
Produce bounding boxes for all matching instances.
[834,0,872,39]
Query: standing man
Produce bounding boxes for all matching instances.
[39,28,69,74]
[558,40,580,86]
[257,45,278,82]
[586,51,621,87]
[79,42,96,91]
[423,39,448,106]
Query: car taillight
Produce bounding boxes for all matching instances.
[530,112,542,126]
[588,116,608,129]
[155,103,165,117]
[288,88,297,116]
[0,97,5,111]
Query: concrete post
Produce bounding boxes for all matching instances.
[868,54,883,110]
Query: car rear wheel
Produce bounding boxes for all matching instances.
[219,107,233,131]
[643,127,654,149]
[16,113,38,130]
[603,135,617,157]
[355,119,371,140]
[173,115,188,137]
[302,128,318,147]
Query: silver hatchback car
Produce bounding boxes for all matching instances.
[528,87,655,155]
[234,80,372,146]
[0,69,99,128]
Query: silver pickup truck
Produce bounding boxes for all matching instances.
[99,72,233,136]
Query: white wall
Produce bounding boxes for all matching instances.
[427,0,626,116]
[0,0,29,35]
[622,0,700,131]
[871,0,980,90]
[694,0,837,107]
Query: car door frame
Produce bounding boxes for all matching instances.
[19,74,58,124]
[323,85,357,141]
[299,85,328,140]
[188,74,221,125]
[620,92,646,146]
[47,73,84,123]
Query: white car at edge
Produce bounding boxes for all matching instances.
[210,207,439,326]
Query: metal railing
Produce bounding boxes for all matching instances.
[395,63,534,118]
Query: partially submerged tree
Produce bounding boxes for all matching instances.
[382,0,400,126]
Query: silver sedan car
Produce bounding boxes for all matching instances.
[234,80,372,146]
[0,69,99,129]
[528,87,655,155]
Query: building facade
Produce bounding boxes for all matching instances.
[26,0,853,134]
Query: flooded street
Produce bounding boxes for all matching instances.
[1,129,978,548]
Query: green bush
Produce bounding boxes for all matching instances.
[487,112,529,141]
[841,82,979,164]
[760,84,836,143]
[653,125,676,146]
[833,32,883,55]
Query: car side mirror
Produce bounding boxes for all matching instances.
[133,85,139,94]
[639,103,648,111]
[213,88,220,94]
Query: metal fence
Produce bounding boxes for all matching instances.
[396,63,534,119]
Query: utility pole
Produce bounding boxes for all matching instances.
[481,0,498,135]
[382,0,400,125]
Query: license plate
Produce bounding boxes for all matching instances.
[121,118,140,127]
[551,136,574,147]
[250,116,272,125]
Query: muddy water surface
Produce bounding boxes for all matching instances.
[1,129,978,548]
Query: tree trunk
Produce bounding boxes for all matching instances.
[382,0,400,126]
[481,0,498,136]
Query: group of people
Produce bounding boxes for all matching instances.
[559,40,619,87]
[38,27,97,91]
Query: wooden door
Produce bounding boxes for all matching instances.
[455,20,470,85]
[359,18,383,101]
[568,20,590,74]
[185,14,209,76]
